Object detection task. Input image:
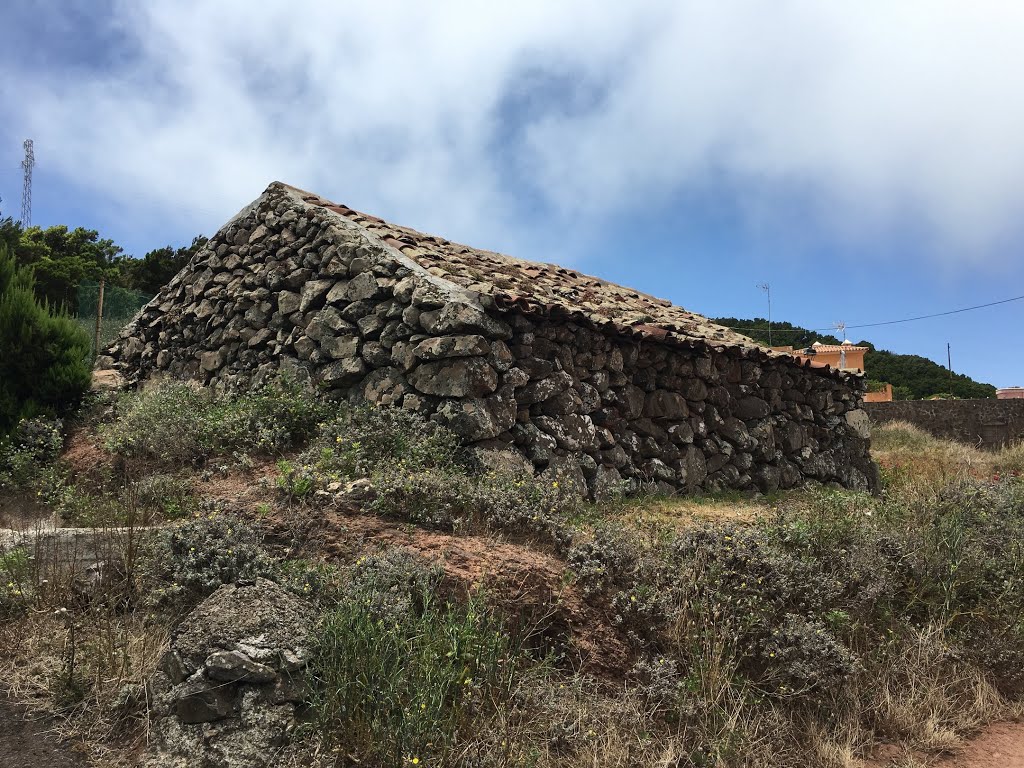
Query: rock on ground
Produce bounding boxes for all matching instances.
[144,578,314,768]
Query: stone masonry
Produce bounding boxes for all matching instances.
[100,182,879,497]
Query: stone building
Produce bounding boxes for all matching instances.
[101,182,878,496]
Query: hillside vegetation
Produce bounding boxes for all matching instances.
[0,216,205,312]
[714,317,997,399]
[0,383,1022,767]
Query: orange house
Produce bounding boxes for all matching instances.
[997,387,1024,399]
[772,341,868,373]
[772,341,891,401]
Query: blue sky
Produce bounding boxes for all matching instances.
[2,1,1023,387]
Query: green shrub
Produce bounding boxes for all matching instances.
[211,375,331,455]
[0,416,63,489]
[102,382,211,463]
[567,525,648,597]
[314,403,461,478]
[0,546,32,618]
[102,376,328,464]
[369,467,578,547]
[161,511,273,598]
[0,245,91,435]
[134,473,195,520]
[309,551,521,765]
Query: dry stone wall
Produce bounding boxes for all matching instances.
[865,399,1024,449]
[102,184,879,496]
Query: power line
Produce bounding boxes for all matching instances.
[836,293,1024,331]
[724,292,1024,335]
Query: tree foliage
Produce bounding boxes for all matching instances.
[114,235,208,295]
[0,218,122,311]
[0,244,92,434]
[715,317,996,400]
[862,347,995,400]
[714,317,841,349]
[0,217,205,310]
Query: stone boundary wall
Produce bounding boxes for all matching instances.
[865,399,1024,449]
[101,184,879,497]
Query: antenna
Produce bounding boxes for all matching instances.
[758,282,772,345]
[21,139,34,227]
[834,321,848,368]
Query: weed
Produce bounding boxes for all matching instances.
[309,551,521,765]
[158,511,273,601]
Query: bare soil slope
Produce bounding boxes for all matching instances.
[0,696,86,768]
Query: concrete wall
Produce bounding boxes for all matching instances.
[864,399,1024,449]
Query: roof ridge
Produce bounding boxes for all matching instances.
[269,182,858,381]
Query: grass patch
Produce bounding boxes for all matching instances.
[309,551,523,765]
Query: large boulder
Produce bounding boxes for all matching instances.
[144,579,314,768]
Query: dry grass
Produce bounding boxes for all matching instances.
[594,491,774,534]
[871,420,1024,488]
[0,516,167,766]
[857,626,1019,753]
[871,421,995,488]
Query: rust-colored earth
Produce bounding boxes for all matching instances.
[935,722,1024,768]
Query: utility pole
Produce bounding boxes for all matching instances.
[947,342,953,397]
[21,139,35,228]
[758,283,772,345]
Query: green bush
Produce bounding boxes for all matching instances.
[0,546,32,618]
[309,550,521,765]
[103,382,210,463]
[369,467,578,547]
[102,376,329,464]
[161,511,273,598]
[0,244,91,434]
[0,416,63,490]
[315,403,462,478]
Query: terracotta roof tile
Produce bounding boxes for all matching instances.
[287,184,850,371]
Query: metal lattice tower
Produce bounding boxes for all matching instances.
[21,139,35,227]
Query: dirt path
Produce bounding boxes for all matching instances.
[0,696,86,768]
[935,722,1024,768]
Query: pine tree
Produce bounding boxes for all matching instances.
[0,244,91,434]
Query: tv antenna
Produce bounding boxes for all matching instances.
[21,139,34,227]
[758,282,772,345]
[834,321,848,368]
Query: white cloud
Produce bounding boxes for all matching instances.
[11,0,1024,263]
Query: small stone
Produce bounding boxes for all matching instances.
[319,357,367,387]
[433,398,503,441]
[175,679,235,724]
[844,408,871,439]
[418,302,512,339]
[299,279,333,312]
[643,390,689,420]
[277,290,301,315]
[346,272,380,301]
[320,334,360,360]
[413,334,490,361]
[205,650,278,684]
[409,358,498,398]
[734,396,771,420]
[200,349,225,372]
